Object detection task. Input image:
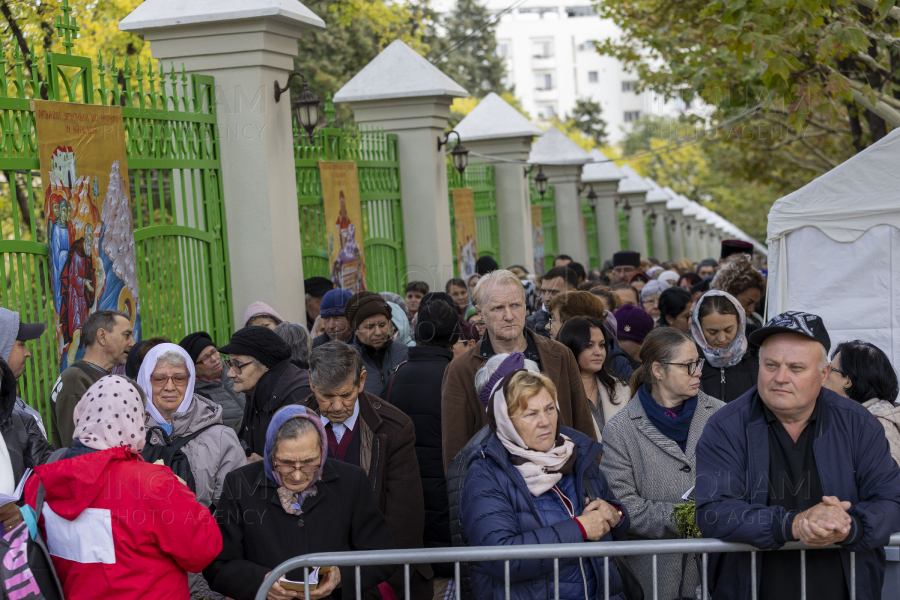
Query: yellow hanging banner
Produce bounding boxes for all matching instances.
[452,188,478,278]
[319,161,367,293]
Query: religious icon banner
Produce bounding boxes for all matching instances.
[452,188,478,278]
[319,161,366,293]
[34,100,141,373]
[531,205,545,277]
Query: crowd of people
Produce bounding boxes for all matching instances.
[1,238,899,600]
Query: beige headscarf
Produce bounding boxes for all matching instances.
[488,372,576,497]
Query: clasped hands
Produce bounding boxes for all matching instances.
[792,496,853,547]
[576,499,621,541]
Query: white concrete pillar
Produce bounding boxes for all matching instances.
[617,166,650,258]
[455,93,542,269]
[120,0,326,327]
[581,151,624,267]
[644,180,671,261]
[667,213,686,261]
[333,40,467,287]
[529,128,591,265]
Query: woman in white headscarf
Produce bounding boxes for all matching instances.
[137,342,245,508]
[690,290,759,403]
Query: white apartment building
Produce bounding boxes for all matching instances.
[432,0,678,143]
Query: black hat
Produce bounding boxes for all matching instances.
[748,311,831,352]
[304,277,334,298]
[416,298,461,346]
[612,250,640,268]
[219,326,292,369]
[475,256,499,275]
[721,240,754,260]
[179,331,215,363]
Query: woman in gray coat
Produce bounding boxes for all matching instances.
[600,327,724,600]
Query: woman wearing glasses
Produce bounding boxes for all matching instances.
[600,328,724,600]
[206,405,395,600]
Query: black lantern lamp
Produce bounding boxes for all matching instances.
[274,70,321,144]
[534,166,549,198]
[438,130,469,175]
[586,186,598,207]
[648,207,657,225]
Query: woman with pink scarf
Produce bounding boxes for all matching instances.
[459,353,631,600]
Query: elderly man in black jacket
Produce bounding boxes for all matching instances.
[387,297,470,599]
[304,342,433,600]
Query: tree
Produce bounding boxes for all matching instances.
[567,99,608,146]
[595,0,900,196]
[427,0,509,97]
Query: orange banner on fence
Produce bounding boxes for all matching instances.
[319,161,366,293]
[531,205,545,277]
[452,188,478,278]
[34,100,140,374]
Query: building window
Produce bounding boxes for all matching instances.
[622,80,637,92]
[535,73,554,90]
[624,111,641,122]
[497,43,509,57]
[588,71,599,83]
[532,41,554,58]
[565,5,594,17]
[537,105,557,119]
[578,40,597,51]
[520,6,558,18]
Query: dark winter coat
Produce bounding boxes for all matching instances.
[386,346,454,576]
[697,346,759,404]
[352,337,408,399]
[0,359,51,480]
[461,428,629,600]
[205,459,396,600]
[696,386,900,600]
[525,309,550,338]
[194,365,245,432]
[607,338,638,385]
[303,391,433,600]
[313,332,352,349]
[239,360,311,457]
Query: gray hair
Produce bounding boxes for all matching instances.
[474,353,541,395]
[82,310,129,347]
[472,269,525,308]
[380,292,408,317]
[274,321,312,365]
[274,416,319,453]
[155,351,187,368]
[309,341,363,392]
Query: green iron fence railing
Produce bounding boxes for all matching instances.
[582,199,599,270]
[0,1,232,426]
[295,100,406,295]
[447,162,499,274]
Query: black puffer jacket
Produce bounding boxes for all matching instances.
[0,359,51,481]
[238,360,311,456]
[387,346,453,577]
[608,338,639,384]
[525,309,550,338]
[697,345,759,404]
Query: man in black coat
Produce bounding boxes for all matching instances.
[387,297,466,598]
[312,289,354,348]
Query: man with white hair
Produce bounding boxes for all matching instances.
[440,269,597,472]
[695,311,900,600]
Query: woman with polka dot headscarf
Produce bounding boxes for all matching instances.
[21,375,222,600]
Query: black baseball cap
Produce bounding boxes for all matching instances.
[17,321,45,341]
[748,311,831,352]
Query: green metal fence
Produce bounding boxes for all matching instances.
[0,5,232,425]
[530,177,556,272]
[295,106,405,294]
[447,163,499,272]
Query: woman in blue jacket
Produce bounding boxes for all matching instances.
[460,354,630,600]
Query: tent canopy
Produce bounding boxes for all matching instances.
[766,128,900,366]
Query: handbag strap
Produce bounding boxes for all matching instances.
[383,360,408,404]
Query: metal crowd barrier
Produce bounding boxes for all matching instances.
[255,534,900,600]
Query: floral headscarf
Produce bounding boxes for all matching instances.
[72,375,147,452]
[690,290,748,369]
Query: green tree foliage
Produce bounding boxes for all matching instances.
[427,0,509,98]
[567,98,608,146]
[618,115,778,241]
[596,0,900,196]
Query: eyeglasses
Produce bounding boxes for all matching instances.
[196,351,220,366]
[662,358,705,376]
[272,463,320,475]
[831,365,847,377]
[224,358,253,374]
[149,374,190,387]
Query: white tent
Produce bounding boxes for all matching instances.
[767,128,900,365]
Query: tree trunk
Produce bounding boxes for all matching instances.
[846,102,865,153]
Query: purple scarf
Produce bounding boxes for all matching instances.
[263,405,328,505]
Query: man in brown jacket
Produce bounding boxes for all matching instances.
[305,342,433,600]
[441,269,597,472]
